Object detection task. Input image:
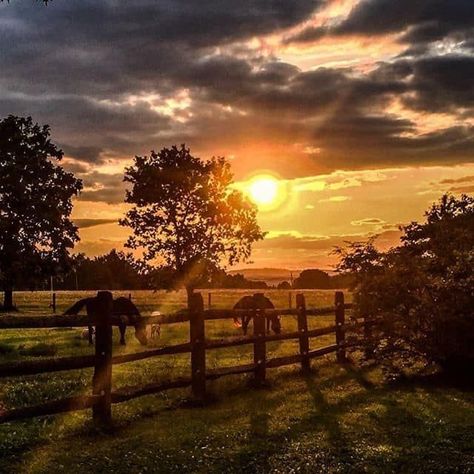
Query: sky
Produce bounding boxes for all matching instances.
[1,0,473,271]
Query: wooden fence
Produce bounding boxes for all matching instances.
[0,291,366,426]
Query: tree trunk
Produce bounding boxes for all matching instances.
[3,286,15,311]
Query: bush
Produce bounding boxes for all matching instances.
[336,194,474,373]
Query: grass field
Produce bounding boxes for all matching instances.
[1,290,474,473]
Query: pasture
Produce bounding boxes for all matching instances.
[1,290,473,473]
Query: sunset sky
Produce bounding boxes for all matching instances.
[1,0,473,270]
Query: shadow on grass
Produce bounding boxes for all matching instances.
[2,361,474,473]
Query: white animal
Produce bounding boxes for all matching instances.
[149,311,162,339]
[147,323,161,339]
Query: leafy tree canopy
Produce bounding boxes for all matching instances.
[336,194,474,373]
[57,250,145,291]
[0,115,82,309]
[293,269,332,289]
[121,145,264,298]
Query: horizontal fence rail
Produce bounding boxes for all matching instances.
[0,291,368,426]
[0,305,353,329]
[0,321,368,379]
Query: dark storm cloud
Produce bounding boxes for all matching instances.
[288,0,474,47]
[176,56,473,170]
[0,0,322,168]
[0,1,321,96]
[0,0,473,190]
[60,144,104,163]
[73,219,118,229]
[0,94,173,163]
[392,55,474,115]
[78,172,126,204]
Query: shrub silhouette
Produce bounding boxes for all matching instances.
[336,194,474,373]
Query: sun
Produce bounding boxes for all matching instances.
[248,175,280,207]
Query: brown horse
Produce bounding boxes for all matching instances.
[233,293,281,335]
[64,296,148,346]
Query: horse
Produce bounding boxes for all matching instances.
[233,293,281,335]
[64,296,148,346]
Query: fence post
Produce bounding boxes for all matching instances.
[288,291,292,309]
[335,291,346,363]
[296,293,310,373]
[51,292,56,313]
[190,292,206,401]
[253,308,266,386]
[92,290,113,426]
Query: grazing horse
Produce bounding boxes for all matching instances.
[64,296,148,346]
[233,293,281,335]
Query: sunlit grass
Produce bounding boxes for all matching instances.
[1,290,473,472]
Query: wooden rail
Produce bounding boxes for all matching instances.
[0,291,366,425]
[0,305,353,329]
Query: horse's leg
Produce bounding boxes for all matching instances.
[119,322,126,345]
[88,325,94,345]
[242,315,249,335]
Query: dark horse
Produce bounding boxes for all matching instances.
[233,293,281,335]
[64,296,148,346]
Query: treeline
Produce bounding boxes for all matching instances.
[32,250,271,291]
[277,269,353,290]
[293,269,353,289]
[20,251,352,291]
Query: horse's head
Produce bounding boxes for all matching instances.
[135,321,148,345]
[271,316,281,334]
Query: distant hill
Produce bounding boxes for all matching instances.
[229,268,298,285]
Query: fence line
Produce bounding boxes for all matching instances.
[0,291,366,426]
[0,305,352,330]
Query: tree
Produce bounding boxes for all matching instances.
[57,250,146,290]
[336,194,474,373]
[293,269,331,289]
[277,281,291,290]
[121,145,264,303]
[209,269,268,289]
[0,115,82,310]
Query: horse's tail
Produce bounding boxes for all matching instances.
[63,298,93,315]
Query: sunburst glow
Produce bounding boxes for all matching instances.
[249,176,279,206]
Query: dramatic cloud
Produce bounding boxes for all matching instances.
[78,172,127,204]
[289,0,474,47]
[73,219,118,229]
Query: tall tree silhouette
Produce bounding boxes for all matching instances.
[0,115,82,310]
[121,145,264,302]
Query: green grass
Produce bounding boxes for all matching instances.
[4,288,343,315]
[1,290,473,473]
